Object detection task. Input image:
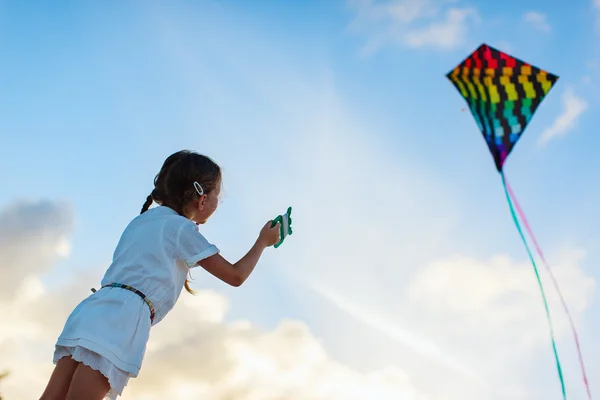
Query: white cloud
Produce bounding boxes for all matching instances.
[539,87,588,145]
[406,246,596,393]
[384,0,437,23]
[346,0,479,53]
[523,11,551,33]
[302,276,480,381]
[129,292,425,400]
[408,248,594,338]
[0,275,426,400]
[0,199,74,301]
[403,8,478,50]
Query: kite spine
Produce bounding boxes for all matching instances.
[500,171,567,400]
[505,177,592,400]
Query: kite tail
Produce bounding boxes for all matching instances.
[500,171,567,400]
[505,178,592,400]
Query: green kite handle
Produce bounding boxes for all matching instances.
[271,206,293,248]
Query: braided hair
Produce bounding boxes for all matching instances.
[141,150,222,293]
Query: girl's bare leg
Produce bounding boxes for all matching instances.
[39,356,79,400]
[65,363,110,400]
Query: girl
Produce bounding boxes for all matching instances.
[40,150,281,400]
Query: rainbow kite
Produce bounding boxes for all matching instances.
[446,43,591,399]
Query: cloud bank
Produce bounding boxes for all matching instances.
[346,0,479,53]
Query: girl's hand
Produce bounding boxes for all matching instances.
[258,220,281,248]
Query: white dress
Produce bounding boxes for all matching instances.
[53,206,219,399]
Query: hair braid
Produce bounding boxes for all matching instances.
[140,195,153,214]
[139,151,189,215]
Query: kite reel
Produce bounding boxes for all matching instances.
[271,206,293,248]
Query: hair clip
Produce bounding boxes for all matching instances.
[193,181,204,196]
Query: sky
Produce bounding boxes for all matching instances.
[1,0,599,399]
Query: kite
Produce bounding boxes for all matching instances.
[446,44,591,399]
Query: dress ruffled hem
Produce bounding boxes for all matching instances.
[54,345,134,400]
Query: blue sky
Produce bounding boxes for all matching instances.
[1,1,599,399]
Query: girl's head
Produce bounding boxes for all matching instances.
[141,150,222,294]
[141,150,222,224]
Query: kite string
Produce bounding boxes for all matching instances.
[500,171,567,400]
[504,178,592,400]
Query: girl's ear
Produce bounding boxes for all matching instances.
[197,194,207,210]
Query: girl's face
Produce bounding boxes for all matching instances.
[191,177,221,225]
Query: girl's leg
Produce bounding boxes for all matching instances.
[65,363,111,400]
[40,356,79,400]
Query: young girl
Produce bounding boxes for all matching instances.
[40,150,281,400]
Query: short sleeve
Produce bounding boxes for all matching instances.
[175,222,220,268]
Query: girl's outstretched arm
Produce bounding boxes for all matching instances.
[197,221,280,287]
